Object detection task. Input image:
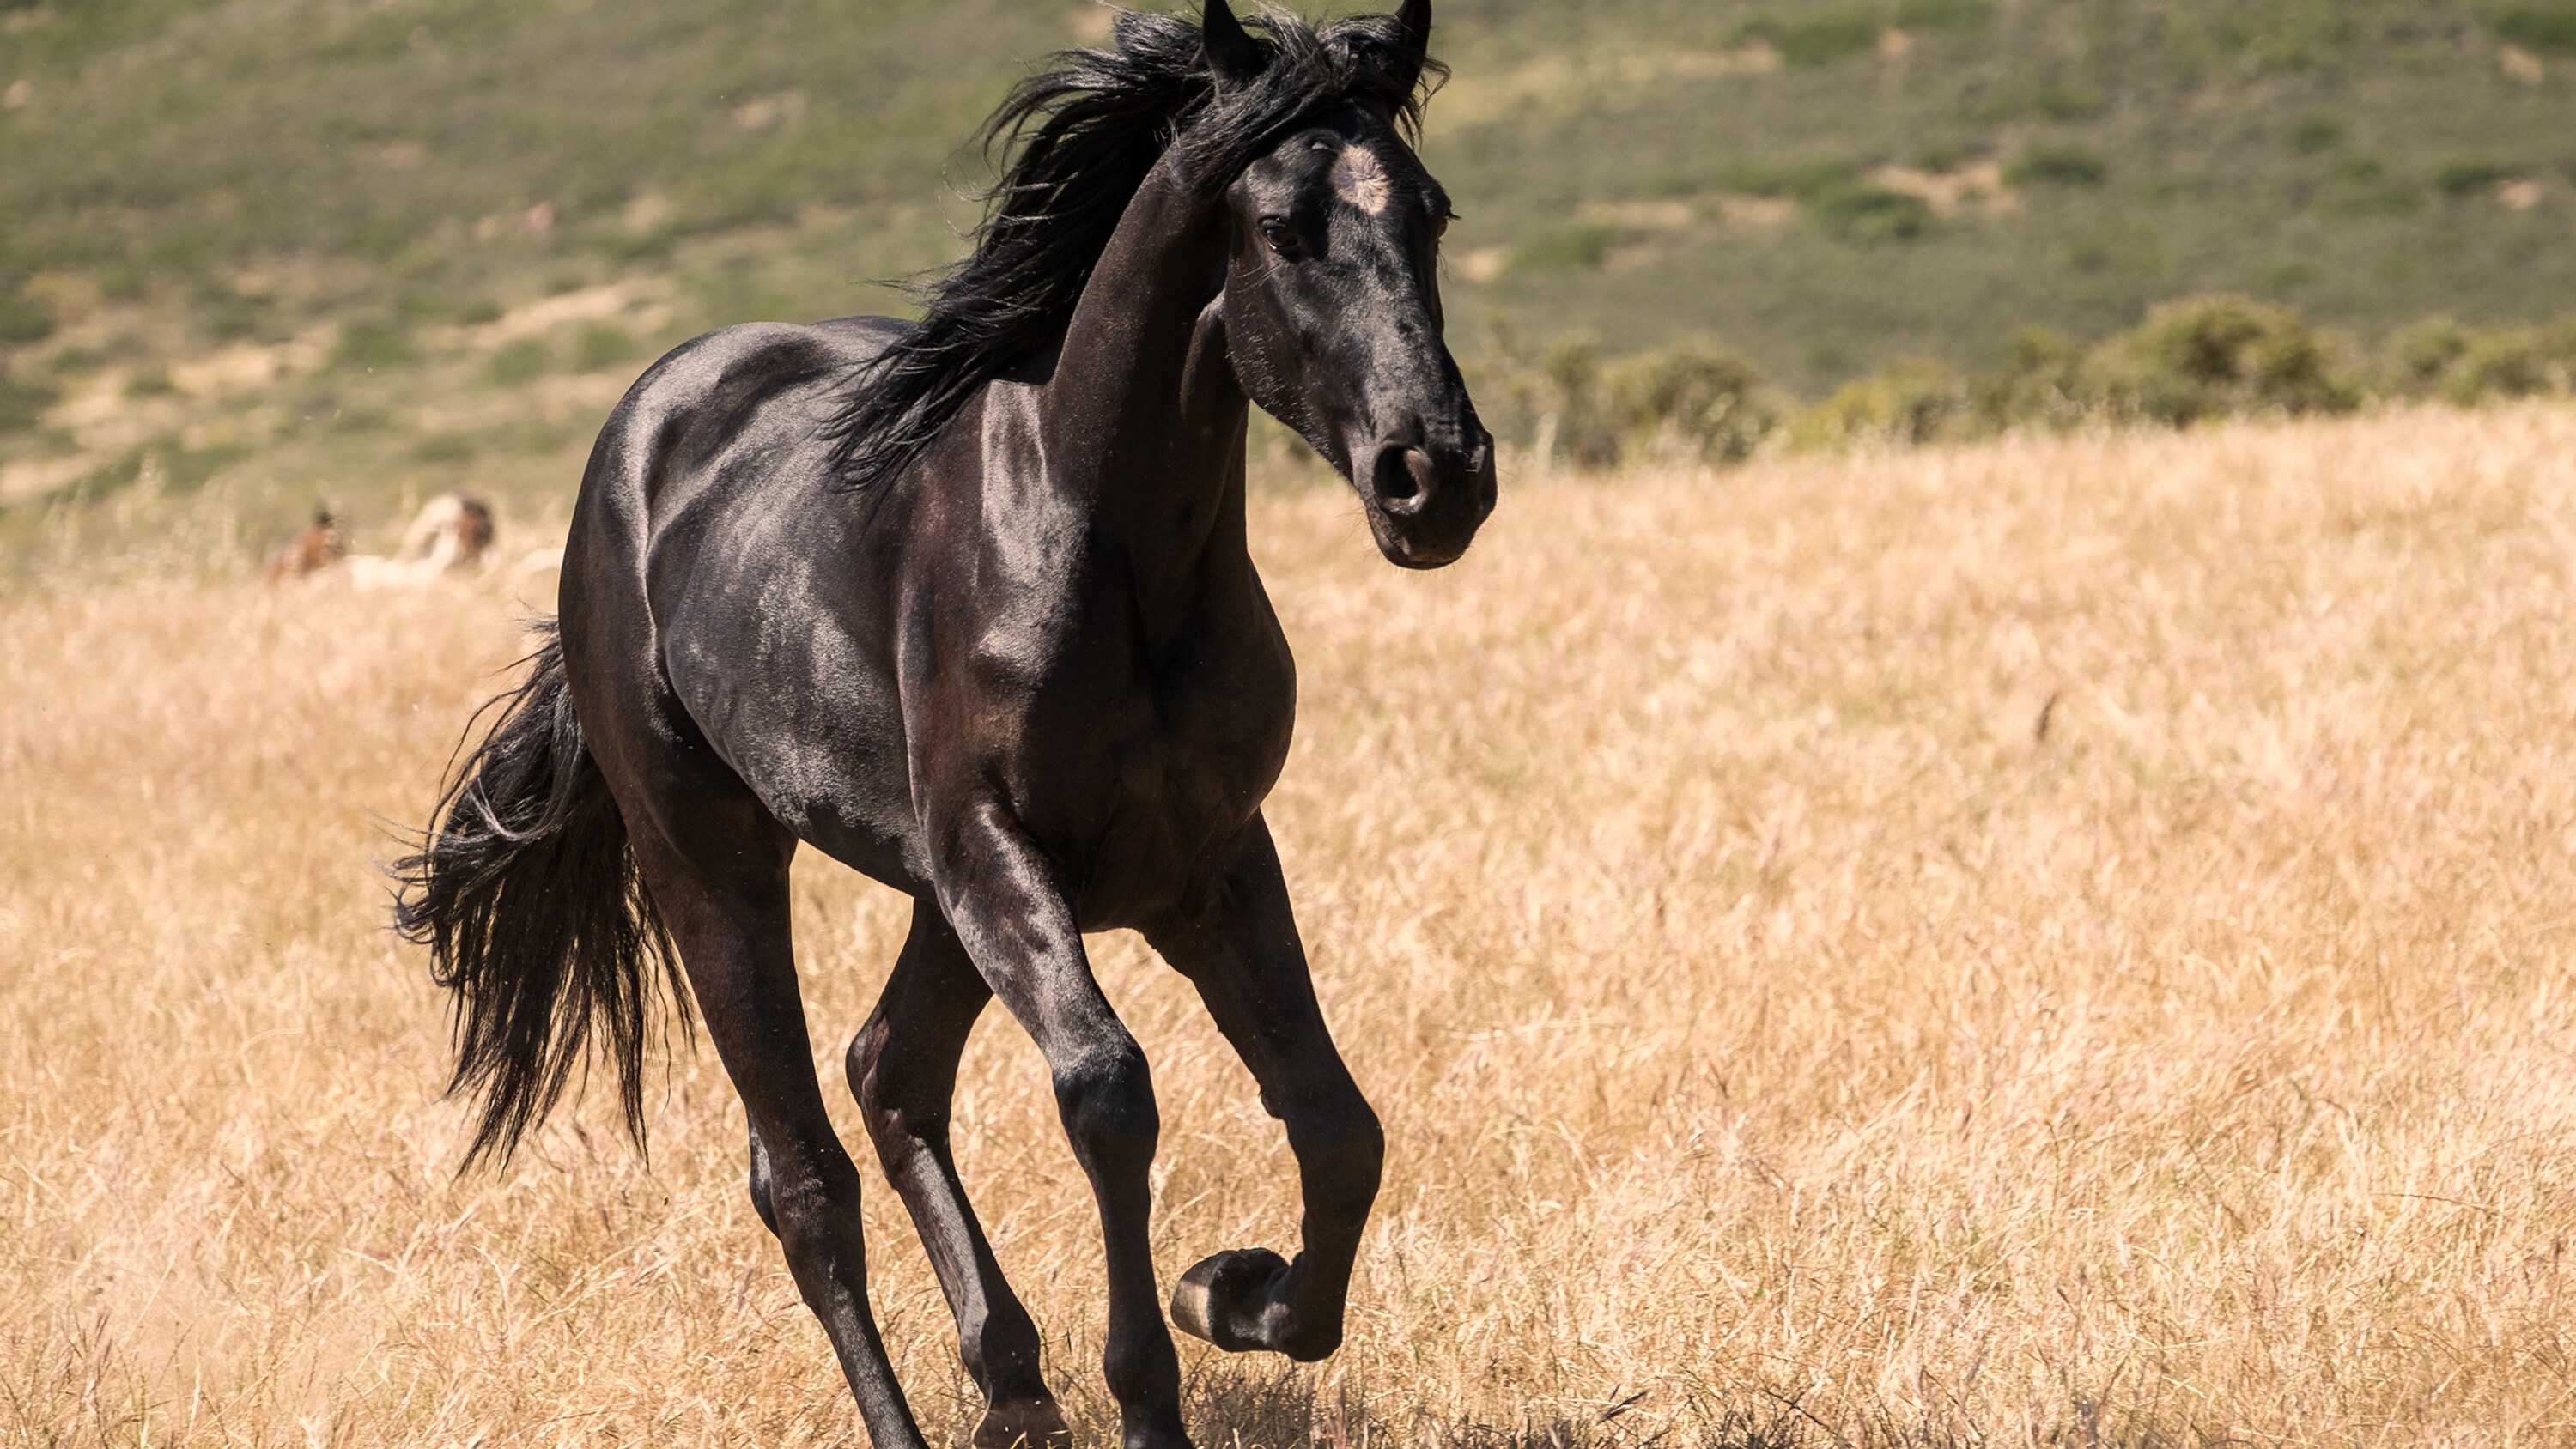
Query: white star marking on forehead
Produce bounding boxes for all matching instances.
[1330,144,1394,216]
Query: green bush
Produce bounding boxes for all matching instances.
[484,338,551,384]
[1511,221,1631,274]
[2290,115,2347,154]
[1804,180,1936,242]
[1893,0,1996,36]
[1790,359,1969,451]
[2496,5,2576,53]
[2379,316,2473,397]
[1736,7,1879,66]
[0,366,58,433]
[1605,338,1775,464]
[2543,316,2576,370]
[2434,160,2519,197]
[413,432,477,464]
[1972,328,2091,432]
[0,288,55,346]
[1528,336,1621,469]
[2445,331,2560,403]
[2031,84,2108,122]
[1716,159,1861,199]
[331,318,417,371]
[571,322,641,373]
[2087,294,2361,426]
[2006,145,2110,187]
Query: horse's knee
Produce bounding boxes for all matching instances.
[1291,1096,1383,1222]
[1052,1040,1159,1177]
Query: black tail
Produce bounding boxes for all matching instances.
[392,621,687,1169]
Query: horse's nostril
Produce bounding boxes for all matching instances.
[1371,447,1432,513]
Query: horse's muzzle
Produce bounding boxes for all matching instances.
[1364,435,1497,569]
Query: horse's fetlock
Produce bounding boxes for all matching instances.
[1293,1102,1384,1212]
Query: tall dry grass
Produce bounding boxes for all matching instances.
[8,404,2576,1446]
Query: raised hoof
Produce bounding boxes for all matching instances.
[1170,1246,1331,1358]
[973,1397,1072,1449]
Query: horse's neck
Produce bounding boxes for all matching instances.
[1036,161,1255,606]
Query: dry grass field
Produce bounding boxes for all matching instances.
[9,404,2576,1446]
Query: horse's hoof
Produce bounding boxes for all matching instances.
[974,1397,1073,1449]
[1170,1246,1295,1355]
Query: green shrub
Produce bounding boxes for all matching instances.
[2496,6,2576,53]
[412,432,477,464]
[484,338,551,384]
[331,318,417,371]
[2031,83,2108,121]
[1790,359,1969,451]
[1528,336,1621,469]
[1605,338,1775,464]
[2087,295,2361,426]
[1804,180,1936,242]
[571,322,640,373]
[123,366,178,398]
[2445,331,2559,403]
[2290,115,2346,154]
[0,288,55,346]
[157,440,251,494]
[1736,8,1880,66]
[2435,160,2518,197]
[1511,221,1631,274]
[2543,316,2576,370]
[1971,328,2090,432]
[1893,0,1995,36]
[0,366,58,433]
[2006,145,2109,187]
[2380,316,2473,397]
[2318,156,2423,215]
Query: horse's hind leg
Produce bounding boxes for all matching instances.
[850,900,1071,1449]
[620,798,930,1449]
[1143,818,1383,1364]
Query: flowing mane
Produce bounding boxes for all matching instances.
[823,4,1442,489]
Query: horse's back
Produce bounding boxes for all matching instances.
[559,315,929,886]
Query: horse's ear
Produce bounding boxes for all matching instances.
[1396,0,1432,54]
[1393,0,1432,88]
[1201,0,1261,83]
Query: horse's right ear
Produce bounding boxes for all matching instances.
[1201,0,1261,83]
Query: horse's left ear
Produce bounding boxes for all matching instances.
[1393,0,1432,89]
[1201,0,1262,84]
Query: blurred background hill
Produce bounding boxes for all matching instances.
[3,0,2576,568]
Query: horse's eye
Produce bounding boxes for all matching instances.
[1259,217,1294,253]
[1434,215,1450,241]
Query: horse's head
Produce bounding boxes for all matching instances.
[1204,0,1495,570]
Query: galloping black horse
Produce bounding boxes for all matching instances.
[397,3,1492,1446]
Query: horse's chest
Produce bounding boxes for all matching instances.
[1031,619,1295,924]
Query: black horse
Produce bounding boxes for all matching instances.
[397,3,1492,1446]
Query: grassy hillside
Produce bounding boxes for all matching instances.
[3,0,2576,565]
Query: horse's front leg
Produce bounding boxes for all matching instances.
[933,802,1189,1449]
[1143,816,1383,1363]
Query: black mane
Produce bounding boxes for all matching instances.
[823,4,1443,490]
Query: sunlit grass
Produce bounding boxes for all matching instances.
[7,403,2576,1445]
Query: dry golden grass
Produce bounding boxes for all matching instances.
[9,404,2576,1446]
